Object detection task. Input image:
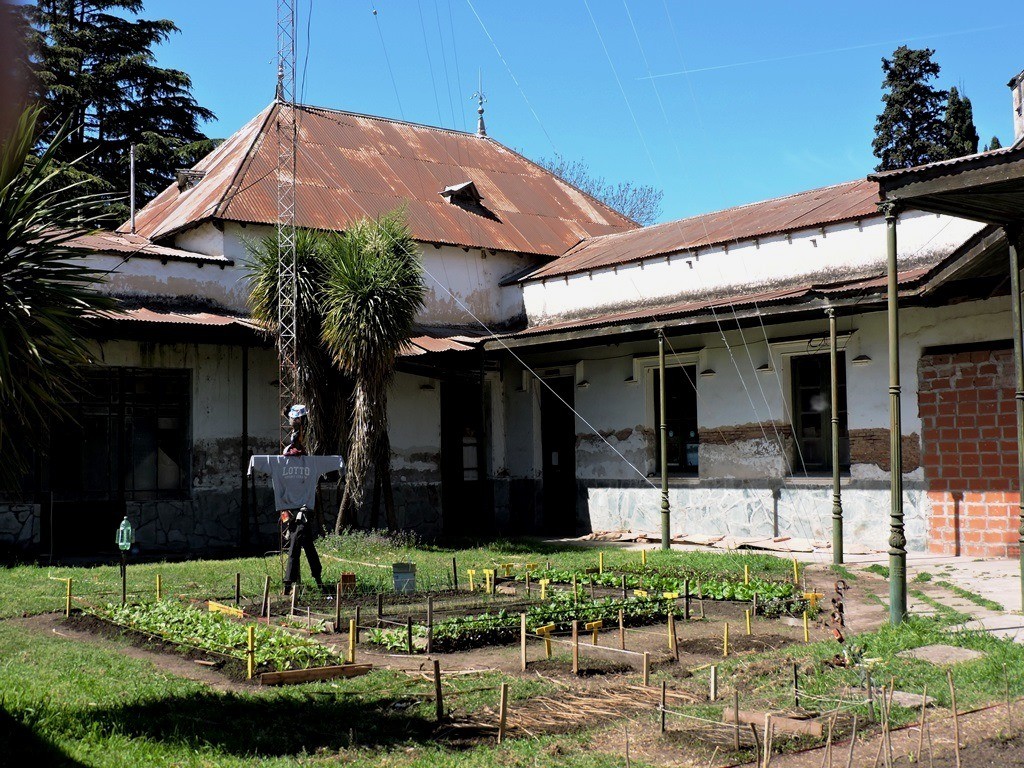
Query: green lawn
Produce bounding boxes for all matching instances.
[6,535,1023,766]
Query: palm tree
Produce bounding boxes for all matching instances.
[244,229,349,457]
[321,210,425,531]
[0,106,115,491]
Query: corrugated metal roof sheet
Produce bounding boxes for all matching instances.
[124,103,636,257]
[524,179,882,281]
[95,307,260,328]
[398,333,480,357]
[869,140,1024,180]
[68,231,230,265]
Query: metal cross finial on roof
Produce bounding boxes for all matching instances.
[473,69,487,137]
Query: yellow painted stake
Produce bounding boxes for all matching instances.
[803,611,810,643]
[585,619,603,645]
[667,613,675,651]
[483,569,495,594]
[500,563,514,577]
[792,558,800,585]
[246,625,255,680]
[537,624,555,659]
[745,609,752,636]
[598,552,604,574]
[348,619,357,663]
[634,589,649,598]
[723,622,730,657]
[744,564,749,585]
[641,550,647,568]
[65,578,72,618]
[467,569,476,591]
[156,573,162,601]
[539,579,549,600]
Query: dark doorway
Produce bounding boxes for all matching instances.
[540,376,577,535]
[440,378,491,537]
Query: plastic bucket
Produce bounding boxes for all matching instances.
[392,562,416,594]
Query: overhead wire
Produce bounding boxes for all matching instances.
[369,1,406,120]
[416,0,445,126]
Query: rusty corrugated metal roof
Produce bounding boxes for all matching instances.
[524,179,882,281]
[398,331,482,357]
[95,307,260,328]
[868,139,1024,181]
[123,103,636,257]
[68,231,230,265]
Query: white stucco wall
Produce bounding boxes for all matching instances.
[388,372,442,482]
[521,211,985,325]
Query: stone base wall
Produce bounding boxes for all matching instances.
[578,479,928,553]
[0,504,40,551]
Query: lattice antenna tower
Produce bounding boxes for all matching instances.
[276,0,299,447]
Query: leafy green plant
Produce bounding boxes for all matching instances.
[95,600,338,671]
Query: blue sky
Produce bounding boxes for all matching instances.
[146,1,1020,223]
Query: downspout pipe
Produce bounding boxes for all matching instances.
[1007,224,1024,611]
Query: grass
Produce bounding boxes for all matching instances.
[864,564,890,579]
[0,532,794,620]
[913,571,933,583]
[936,580,1004,612]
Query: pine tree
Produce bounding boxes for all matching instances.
[985,136,1003,152]
[17,1,215,220]
[872,46,949,171]
[944,87,979,158]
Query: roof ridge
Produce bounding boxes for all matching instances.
[213,102,279,220]
[294,102,479,138]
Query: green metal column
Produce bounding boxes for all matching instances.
[883,202,906,625]
[828,308,844,564]
[1007,225,1024,610]
[659,329,670,551]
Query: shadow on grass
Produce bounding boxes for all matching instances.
[81,690,437,756]
[0,709,90,767]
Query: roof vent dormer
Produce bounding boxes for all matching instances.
[440,180,483,206]
[176,169,206,192]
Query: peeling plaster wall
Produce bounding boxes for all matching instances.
[501,297,1012,551]
[389,372,442,485]
[92,339,278,552]
[521,211,984,325]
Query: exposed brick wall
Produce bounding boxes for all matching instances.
[919,347,1020,557]
[848,429,921,472]
[699,423,792,445]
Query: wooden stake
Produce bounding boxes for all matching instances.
[641,549,646,568]
[234,572,241,606]
[820,709,836,768]
[845,714,858,768]
[520,613,527,672]
[793,662,800,708]
[699,583,705,619]
[452,556,458,591]
[1005,662,1012,730]
[406,616,413,654]
[376,593,383,627]
[599,552,604,574]
[65,578,72,618]
[155,573,161,601]
[354,606,361,643]
[866,670,877,722]
[289,587,296,617]
[426,596,434,655]
[348,619,356,663]
[745,609,752,636]
[526,572,531,597]
[763,714,773,768]
[723,622,730,657]
[643,652,650,686]
[334,582,342,632]
[589,575,595,600]
[621,574,627,599]
[667,613,675,651]
[433,659,444,722]
[619,608,625,650]
[684,578,690,620]
[948,669,961,768]
[572,620,580,676]
[246,625,255,680]
[917,683,928,765]
[753,591,758,616]
[625,724,631,768]
[497,682,509,744]
[572,574,578,606]
[803,611,810,642]
[261,576,270,619]
[733,690,741,751]
[792,558,799,585]
[660,680,667,733]
[744,564,750,585]
[710,665,718,702]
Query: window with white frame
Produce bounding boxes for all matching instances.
[790,352,849,473]
[652,365,699,474]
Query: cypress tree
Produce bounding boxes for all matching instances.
[944,87,979,158]
[872,46,948,171]
[985,136,1003,151]
[17,1,215,220]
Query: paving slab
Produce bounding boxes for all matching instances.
[896,644,985,664]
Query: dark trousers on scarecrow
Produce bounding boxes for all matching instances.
[284,511,323,590]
